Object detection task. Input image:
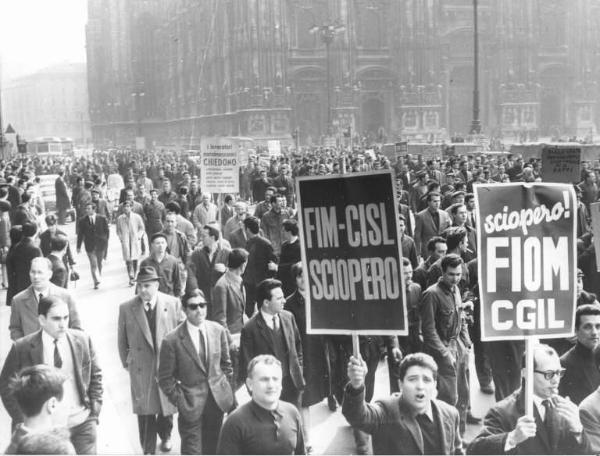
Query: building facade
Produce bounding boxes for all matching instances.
[86,0,600,148]
[2,62,91,144]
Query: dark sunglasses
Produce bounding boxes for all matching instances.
[534,368,566,380]
[186,303,206,311]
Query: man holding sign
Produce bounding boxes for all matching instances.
[467,344,591,454]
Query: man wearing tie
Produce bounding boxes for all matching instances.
[118,266,181,454]
[468,344,591,455]
[0,296,103,454]
[158,289,234,454]
[10,257,82,341]
[76,202,109,289]
[239,278,305,409]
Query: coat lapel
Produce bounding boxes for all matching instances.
[66,332,86,400]
[433,401,449,455]
[178,324,206,375]
[155,296,168,354]
[398,398,424,454]
[257,312,273,347]
[132,298,154,349]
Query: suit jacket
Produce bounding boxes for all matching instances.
[211,271,246,335]
[342,385,463,455]
[118,292,181,415]
[467,389,591,455]
[239,310,305,389]
[10,284,82,340]
[158,321,234,422]
[0,329,103,423]
[13,204,38,227]
[559,342,600,405]
[76,214,109,253]
[414,208,452,258]
[48,253,68,288]
[242,235,277,286]
[6,238,42,300]
[579,387,600,454]
[186,245,230,303]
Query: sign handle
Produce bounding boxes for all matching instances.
[352,331,360,359]
[524,337,537,416]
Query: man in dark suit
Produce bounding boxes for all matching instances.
[76,202,109,289]
[55,170,71,224]
[6,222,42,303]
[559,304,600,405]
[48,235,69,288]
[343,352,463,455]
[468,344,591,455]
[414,192,452,259]
[158,289,234,455]
[118,266,181,454]
[0,296,103,455]
[239,278,305,408]
[10,257,82,341]
[242,216,278,317]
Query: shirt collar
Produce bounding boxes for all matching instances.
[142,294,158,310]
[42,329,65,345]
[415,403,434,421]
[186,319,206,333]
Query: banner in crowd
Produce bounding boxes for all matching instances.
[475,183,577,341]
[541,146,581,183]
[296,171,407,335]
[199,137,240,193]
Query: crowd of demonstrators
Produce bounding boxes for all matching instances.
[1,143,600,454]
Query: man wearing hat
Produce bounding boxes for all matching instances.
[140,232,182,298]
[159,289,234,454]
[118,266,181,454]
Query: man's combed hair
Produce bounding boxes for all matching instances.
[9,365,66,418]
[256,279,283,308]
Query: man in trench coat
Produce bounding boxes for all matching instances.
[118,266,181,454]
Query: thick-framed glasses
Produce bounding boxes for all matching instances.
[534,368,566,380]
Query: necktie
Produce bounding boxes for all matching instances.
[53,339,62,368]
[89,216,94,226]
[38,293,43,303]
[198,328,206,364]
[272,316,279,331]
[542,399,553,424]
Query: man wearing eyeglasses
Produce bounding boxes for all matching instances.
[158,289,234,455]
[468,344,592,455]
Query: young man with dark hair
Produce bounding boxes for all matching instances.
[343,353,463,454]
[242,216,278,317]
[76,202,110,289]
[414,192,452,259]
[6,222,42,302]
[421,253,472,435]
[559,304,600,405]
[277,219,301,296]
[5,364,68,454]
[412,236,447,290]
[239,278,304,408]
[48,235,69,288]
[0,296,103,455]
[158,289,234,454]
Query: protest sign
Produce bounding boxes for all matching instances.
[296,171,407,335]
[267,140,281,157]
[541,147,581,183]
[475,183,577,341]
[200,137,239,193]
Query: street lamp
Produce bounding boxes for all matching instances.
[310,21,346,133]
[470,0,481,134]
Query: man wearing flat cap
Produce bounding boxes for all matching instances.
[140,232,183,298]
[118,266,181,454]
